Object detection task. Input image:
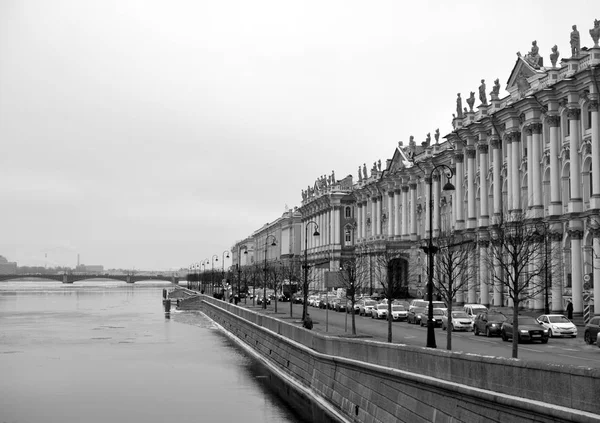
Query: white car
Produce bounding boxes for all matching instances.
[371,304,388,319]
[536,314,577,338]
[463,304,488,319]
[390,305,408,321]
[442,310,474,331]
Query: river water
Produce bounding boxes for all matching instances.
[0,280,307,423]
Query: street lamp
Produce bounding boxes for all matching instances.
[211,255,219,296]
[236,246,247,302]
[424,164,455,349]
[263,234,277,309]
[222,250,230,298]
[302,221,320,320]
[201,259,208,293]
[533,222,550,314]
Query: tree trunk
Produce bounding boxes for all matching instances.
[387,302,392,342]
[512,300,519,358]
[446,303,453,350]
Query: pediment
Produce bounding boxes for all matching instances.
[387,144,413,173]
[506,57,537,92]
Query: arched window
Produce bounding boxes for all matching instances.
[345,206,352,218]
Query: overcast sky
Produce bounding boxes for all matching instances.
[1,1,597,271]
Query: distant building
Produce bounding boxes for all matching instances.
[75,264,104,273]
[0,256,17,274]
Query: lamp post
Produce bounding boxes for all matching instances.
[237,246,247,302]
[424,164,455,349]
[302,221,320,320]
[263,234,277,309]
[211,255,219,297]
[533,222,550,315]
[222,250,230,299]
[201,260,208,293]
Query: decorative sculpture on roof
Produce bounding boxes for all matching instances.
[466,92,475,112]
[362,163,368,180]
[550,45,560,67]
[302,189,306,200]
[591,19,600,47]
[490,78,500,100]
[409,135,415,146]
[456,93,463,118]
[371,162,378,176]
[479,80,488,105]
[358,166,362,181]
[464,107,468,115]
[570,25,580,57]
[434,128,440,144]
[524,40,542,68]
[331,170,335,184]
[377,159,381,171]
[516,71,530,94]
[425,133,431,147]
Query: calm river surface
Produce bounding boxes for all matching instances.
[0,280,307,423]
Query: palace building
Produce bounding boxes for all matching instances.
[233,22,600,319]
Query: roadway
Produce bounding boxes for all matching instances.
[241,300,600,369]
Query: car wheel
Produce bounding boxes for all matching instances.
[584,332,592,344]
[501,331,508,342]
[474,326,480,336]
[541,338,548,344]
[486,327,491,337]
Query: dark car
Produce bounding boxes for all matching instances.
[584,316,600,345]
[501,315,549,343]
[420,308,444,327]
[474,311,508,337]
[407,307,427,325]
[256,296,271,305]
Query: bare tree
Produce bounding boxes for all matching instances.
[486,211,549,358]
[430,231,477,350]
[338,256,369,335]
[372,249,410,343]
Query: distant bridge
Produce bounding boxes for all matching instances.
[0,274,179,284]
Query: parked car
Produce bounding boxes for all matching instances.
[420,308,445,327]
[346,300,360,314]
[409,299,446,312]
[256,296,271,305]
[536,314,577,338]
[407,307,427,325]
[501,315,549,343]
[584,316,600,345]
[390,305,408,321]
[441,310,473,332]
[473,311,507,337]
[358,299,378,317]
[464,304,489,320]
[371,304,388,319]
[334,299,347,312]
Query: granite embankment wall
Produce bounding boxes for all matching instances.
[179,294,600,423]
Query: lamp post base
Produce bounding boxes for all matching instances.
[426,320,437,348]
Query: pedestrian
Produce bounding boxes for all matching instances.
[567,300,573,320]
[303,313,313,330]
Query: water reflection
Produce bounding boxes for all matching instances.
[0,281,307,423]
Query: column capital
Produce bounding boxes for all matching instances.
[466,148,477,159]
[589,228,600,238]
[568,229,584,240]
[490,138,501,149]
[477,143,489,154]
[409,182,417,190]
[548,231,563,242]
[589,100,599,113]
[567,108,581,120]
[531,122,543,135]
[477,239,490,248]
[432,173,440,182]
[401,185,409,193]
[524,125,533,137]
[546,115,561,127]
[454,152,465,163]
[424,176,432,185]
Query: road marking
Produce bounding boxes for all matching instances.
[560,348,580,351]
[556,354,600,363]
[519,346,543,353]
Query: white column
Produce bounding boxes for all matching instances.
[387,191,394,237]
[468,254,477,304]
[491,138,502,216]
[548,115,562,215]
[506,136,513,211]
[410,182,417,238]
[467,148,477,229]
[401,186,409,238]
[425,176,432,238]
[479,240,489,306]
[550,232,564,312]
[526,125,534,211]
[393,189,401,237]
[357,203,363,240]
[568,108,582,213]
[593,231,600,315]
[375,196,382,236]
[371,198,377,237]
[590,99,600,209]
[334,206,341,245]
[454,152,465,229]
[531,122,543,215]
[493,241,504,307]
[478,143,489,226]
[570,229,584,315]
[362,201,368,240]
[511,131,522,211]
[433,173,440,236]
[532,249,544,311]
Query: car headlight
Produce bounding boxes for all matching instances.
[520,330,529,334]
[490,324,496,327]
[552,325,559,330]
[543,329,548,334]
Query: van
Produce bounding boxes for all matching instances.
[464,304,489,319]
[409,299,447,312]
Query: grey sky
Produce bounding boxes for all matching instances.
[1,0,596,270]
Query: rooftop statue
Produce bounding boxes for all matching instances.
[524,40,542,68]
[464,107,468,115]
[362,163,368,179]
[377,159,381,171]
[409,135,415,146]
[358,166,362,181]
[550,45,560,67]
[571,25,580,57]
[434,128,440,144]
[479,79,488,105]
[466,91,475,112]
[456,93,463,118]
[591,19,600,47]
[425,133,431,146]
[490,78,500,100]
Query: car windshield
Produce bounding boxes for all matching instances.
[517,316,539,325]
[488,313,507,322]
[365,300,377,306]
[432,302,446,308]
[432,309,444,315]
[376,305,387,310]
[392,305,406,311]
[548,315,571,323]
[452,312,469,318]
[414,307,426,313]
